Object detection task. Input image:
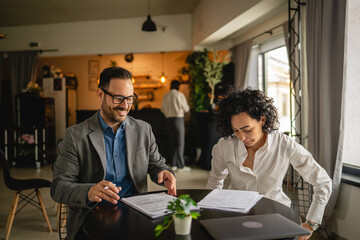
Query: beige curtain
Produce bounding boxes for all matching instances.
[0,53,3,111]
[8,51,39,123]
[306,0,346,237]
[231,39,253,89]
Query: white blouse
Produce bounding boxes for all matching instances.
[206,130,332,224]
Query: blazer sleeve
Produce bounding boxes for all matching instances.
[146,123,173,183]
[51,127,94,208]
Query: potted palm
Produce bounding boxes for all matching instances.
[154,194,200,237]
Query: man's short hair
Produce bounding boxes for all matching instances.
[98,67,133,89]
[170,80,180,90]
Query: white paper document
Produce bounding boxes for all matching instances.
[120,192,199,219]
[197,189,263,213]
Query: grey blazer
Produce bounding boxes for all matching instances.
[51,112,171,240]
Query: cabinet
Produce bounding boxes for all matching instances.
[12,95,55,167]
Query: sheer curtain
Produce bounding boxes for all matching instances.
[0,53,3,111]
[8,51,39,123]
[306,0,346,236]
[231,39,253,89]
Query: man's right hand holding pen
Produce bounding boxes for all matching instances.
[88,180,122,204]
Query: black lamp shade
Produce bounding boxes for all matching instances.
[142,15,157,32]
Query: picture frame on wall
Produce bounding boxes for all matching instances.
[88,60,99,91]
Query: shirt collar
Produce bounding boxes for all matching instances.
[99,111,126,133]
[236,131,271,152]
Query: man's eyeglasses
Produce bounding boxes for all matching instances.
[101,88,138,104]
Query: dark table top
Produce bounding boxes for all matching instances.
[81,189,301,240]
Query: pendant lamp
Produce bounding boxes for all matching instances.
[142,0,157,32]
[160,52,167,83]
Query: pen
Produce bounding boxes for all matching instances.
[104,184,116,190]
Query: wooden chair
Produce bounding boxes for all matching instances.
[0,150,52,240]
[54,138,68,240]
[58,203,68,240]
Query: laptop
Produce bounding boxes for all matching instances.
[199,213,311,240]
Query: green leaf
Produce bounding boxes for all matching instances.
[191,211,201,219]
[154,194,201,237]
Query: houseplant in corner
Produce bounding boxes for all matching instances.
[154,194,200,237]
[197,49,230,108]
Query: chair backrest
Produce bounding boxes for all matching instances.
[0,150,17,190]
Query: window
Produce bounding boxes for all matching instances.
[258,45,292,133]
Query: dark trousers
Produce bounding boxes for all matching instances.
[166,117,185,168]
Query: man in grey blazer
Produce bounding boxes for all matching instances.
[51,67,176,239]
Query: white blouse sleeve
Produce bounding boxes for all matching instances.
[206,141,229,189]
[289,140,332,224]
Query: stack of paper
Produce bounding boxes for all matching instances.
[121,192,199,219]
[197,189,263,213]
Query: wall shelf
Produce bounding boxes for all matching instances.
[133,75,163,89]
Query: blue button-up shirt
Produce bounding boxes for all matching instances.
[99,113,136,199]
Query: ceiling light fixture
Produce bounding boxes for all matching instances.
[142,0,157,32]
[160,52,167,83]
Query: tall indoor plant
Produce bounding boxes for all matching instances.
[186,50,210,111]
[201,50,230,106]
[186,49,230,110]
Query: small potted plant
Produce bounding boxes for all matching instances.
[154,194,200,237]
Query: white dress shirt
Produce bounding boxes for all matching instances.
[161,89,190,118]
[207,130,332,224]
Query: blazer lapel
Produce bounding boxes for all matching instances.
[125,117,139,175]
[88,112,106,173]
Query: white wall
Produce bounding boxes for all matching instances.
[328,183,360,240]
[192,0,287,48]
[192,0,260,46]
[0,14,192,56]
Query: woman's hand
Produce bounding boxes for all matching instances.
[298,222,313,240]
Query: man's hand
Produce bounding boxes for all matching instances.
[158,170,177,196]
[88,180,122,204]
[298,222,313,240]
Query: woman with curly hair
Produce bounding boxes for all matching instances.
[206,87,332,240]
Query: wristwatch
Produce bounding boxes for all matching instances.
[305,220,320,231]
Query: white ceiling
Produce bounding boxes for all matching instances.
[0,0,201,27]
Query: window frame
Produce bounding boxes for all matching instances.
[342,164,360,187]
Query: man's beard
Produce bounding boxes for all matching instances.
[101,102,130,124]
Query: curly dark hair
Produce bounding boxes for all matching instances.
[217,87,279,137]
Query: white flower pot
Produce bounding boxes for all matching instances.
[173,215,192,235]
